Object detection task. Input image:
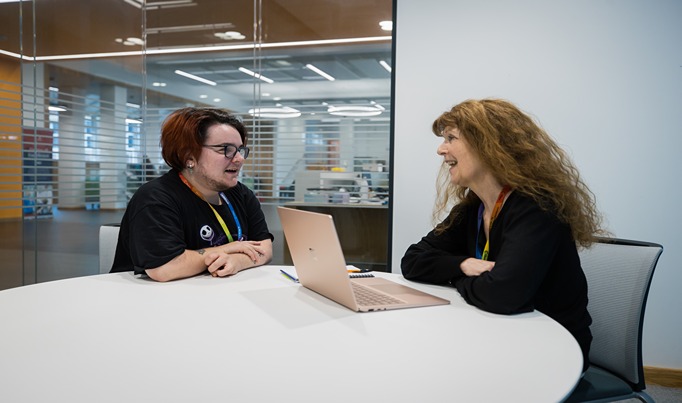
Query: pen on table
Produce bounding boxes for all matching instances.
[280,269,299,283]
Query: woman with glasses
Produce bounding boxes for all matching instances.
[401,99,603,372]
[111,107,273,281]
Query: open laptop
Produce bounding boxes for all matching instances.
[277,207,450,312]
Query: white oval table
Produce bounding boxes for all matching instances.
[0,265,582,402]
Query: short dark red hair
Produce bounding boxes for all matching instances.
[160,107,248,170]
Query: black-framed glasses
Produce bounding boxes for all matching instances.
[203,144,250,160]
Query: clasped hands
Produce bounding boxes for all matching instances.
[460,257,495,276]
[205,241,265,277]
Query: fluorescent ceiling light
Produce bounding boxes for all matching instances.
[305,64,335,81]
[123,0,142,8]
[4,36,391,62]
[248,107,301,119]
[0,0,32,3]
[370,101,386,111]
[125,118,142,124]
[48,105,67,112]
[126,102,140,108]
[328,105,383,117]
[174,69,217,86]
[115,37,145,46]
[238,67,274,84]
[127,37,144,45]
[123,0,194,9]
[214,31,246,41]
[379,21,393,31]
[147,23,234,35]
[379,60,392,73]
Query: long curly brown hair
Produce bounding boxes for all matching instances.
[432,99,603,247]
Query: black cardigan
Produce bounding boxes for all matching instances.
[402,191,592,369]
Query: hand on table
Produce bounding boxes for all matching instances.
[205,241,265,277]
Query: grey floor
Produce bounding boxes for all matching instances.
[627,384,682,402]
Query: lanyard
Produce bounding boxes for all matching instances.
[178,172,242,243]
[219,192,243,241]
[476,186,511,260]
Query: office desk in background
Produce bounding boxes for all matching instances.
[283,202,388,271]
[0,266,582,402]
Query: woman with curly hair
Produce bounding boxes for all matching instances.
[401,99,603,371]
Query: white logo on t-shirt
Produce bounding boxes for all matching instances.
[199,225,214,242]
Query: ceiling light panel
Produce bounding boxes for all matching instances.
[214,31,246,41]
[122,0,197,10]
[379,20,393,31]
[248,107,301,119]
[328,105,383,117]
[174,69,217,86]
[238,67,274,84]
[146,23,236,35]
[305,64,335,81]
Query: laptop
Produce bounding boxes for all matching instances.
[277,207,450,312]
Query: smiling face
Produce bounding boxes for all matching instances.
[190,123,245,194]
[437,127,487,189]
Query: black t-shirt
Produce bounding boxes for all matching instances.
[111,169,273,275]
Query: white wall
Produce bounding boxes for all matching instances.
[392,0,682,369]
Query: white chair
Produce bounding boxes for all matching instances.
[566,237,663,403]
[99,224,120,274]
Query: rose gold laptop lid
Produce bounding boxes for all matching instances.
[277,207,449,312]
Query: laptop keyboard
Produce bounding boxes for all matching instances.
[352,282,404,306]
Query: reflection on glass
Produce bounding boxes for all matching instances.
[0,0,393,288]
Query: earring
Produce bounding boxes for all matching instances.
[187,163,194,174]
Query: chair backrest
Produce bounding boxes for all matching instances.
[579,237,663,390]
[99,224,120,274]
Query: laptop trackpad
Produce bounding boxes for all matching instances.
[370,283,430,297]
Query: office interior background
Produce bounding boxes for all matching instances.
[0,0,393,285]
[393,0,682,372]
[1,0,681,377]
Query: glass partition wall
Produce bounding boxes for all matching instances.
[0,0,393,290]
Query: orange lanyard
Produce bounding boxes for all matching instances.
[178,172,237,243]
[477,186,511,261]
